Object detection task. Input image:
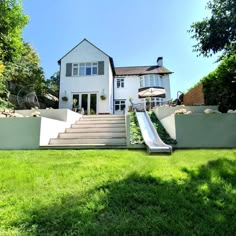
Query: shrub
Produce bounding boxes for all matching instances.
[129,112,144,144]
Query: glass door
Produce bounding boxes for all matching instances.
[90,94,97,115]
[81,94,88,114]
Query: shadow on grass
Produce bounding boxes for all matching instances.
[18,159,236,235]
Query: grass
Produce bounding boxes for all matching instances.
[0,149,235,235]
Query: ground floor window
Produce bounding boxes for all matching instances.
[115,99,126,111]
[145,97,163,109]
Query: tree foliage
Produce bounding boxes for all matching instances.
[0,0,48,108]
[46,71,60,94]
[202,54,236,112]
[0,0,28,62]
[190,0,236,58]
[5,43,46,95]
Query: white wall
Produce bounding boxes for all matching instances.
[114,74,172,113]
[114,76,140,113]
[162,74,171,103]
[17,109,82,122]
[40,117,72,146]
[59,40,113,114]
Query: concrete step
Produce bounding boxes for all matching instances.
[59,132,126,138]
[66,127,126,133]
[75,120,125,124]
[82,116,125,120]
[41,144,127,149]
[71,123,125,128]
[49,138,126,145]
[84,115,124,118]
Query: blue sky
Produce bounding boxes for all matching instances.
[23,0,218,99]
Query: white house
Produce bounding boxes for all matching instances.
[58,39,172,115]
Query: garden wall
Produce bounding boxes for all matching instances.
[154,106,218,139]
[175,113,236,148]
[154,106,236,148]
[0,109,82,149]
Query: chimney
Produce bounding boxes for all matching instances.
[157,57,163,67]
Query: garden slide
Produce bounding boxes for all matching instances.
[135,111,172,153]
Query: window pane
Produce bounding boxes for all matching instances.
[73,68,78,76]
[145,76,149,87]
[121,78,124,87]
[86,67,91,75]
[150,75,154,86]
[121,104,125,110]
[140,77,144,87]
[73,64,78,76]
[117,79,120,88]
[79,67,85,76]
[92,67,97,75]
[154,76,158,86]
[115,105,119,110]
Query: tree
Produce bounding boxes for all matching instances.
[202,54,236,112]
[5,43,46,95]
[46,71,60,94]
[0,0,28,62]
[190,0,236,58]
[0,0,28,108]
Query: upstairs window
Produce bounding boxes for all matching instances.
[79,62,98,76]
[117,78,124,88]
[140,75,163,87]
[66,61,103,77]
[72,64,78,76]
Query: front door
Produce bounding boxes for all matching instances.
[73,93,97,115]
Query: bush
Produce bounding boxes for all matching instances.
[129,112,144,144]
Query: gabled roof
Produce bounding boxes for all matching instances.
[57,38,115,75]
[115,65,173,76]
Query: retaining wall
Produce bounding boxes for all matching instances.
[154,106,236,148]
[0,109,82,149]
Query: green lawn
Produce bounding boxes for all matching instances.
[0,149,235,235]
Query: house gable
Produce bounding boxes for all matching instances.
[58,39,115,75]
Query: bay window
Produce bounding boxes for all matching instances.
[140,74,163,88]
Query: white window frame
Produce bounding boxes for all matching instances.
[72,63,79,76]
[140,75,163,87]
[77,62,98,76]
[117,78,124,88]
[115,99,126,111]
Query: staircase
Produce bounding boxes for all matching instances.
[48,115,127,148]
